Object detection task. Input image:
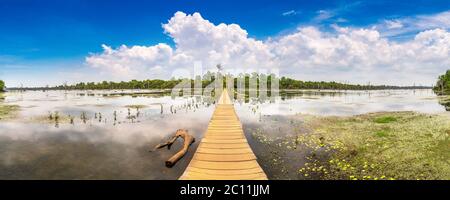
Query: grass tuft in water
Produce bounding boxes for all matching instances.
[373,116,397,123]
[0,105,19,120]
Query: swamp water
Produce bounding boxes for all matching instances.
[0,89,446,179]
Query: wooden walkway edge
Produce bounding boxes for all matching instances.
[179,90,268,180]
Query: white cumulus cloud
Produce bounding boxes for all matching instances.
[85,11,450,85]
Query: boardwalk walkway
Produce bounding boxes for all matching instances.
[179,90,267,180]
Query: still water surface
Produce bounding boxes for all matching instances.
[0,89,446,179]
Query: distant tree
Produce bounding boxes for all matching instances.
[433,70,450,95]
[0,80,4,92]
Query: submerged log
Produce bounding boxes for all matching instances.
[153,129,195,167]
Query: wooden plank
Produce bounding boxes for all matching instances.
[189,160,261,170]
[208,126,242,128]
[196,148,253,154]
[199,143,250,149]
[204,134,244,137]
[209,121,241,124]
[201,138,248,144]
[209,121,240,124]
[207,129,242,131]
[192,153,256,162]
[184,166,264,175]
[208,123,241,126]
[206,129,244,133]
[208,126,242,131]
[204,134,244,138]
[180,172,267,180]
[203,135,245,140]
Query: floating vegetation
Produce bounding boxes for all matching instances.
[0,105,19,120]
[124,104,147,109]
[301,112,450,180]
[252,112,450,180]
[32,111,71,125]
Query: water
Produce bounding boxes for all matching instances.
[0,89,446,179]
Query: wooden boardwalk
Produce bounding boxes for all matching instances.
[179,90,267,180]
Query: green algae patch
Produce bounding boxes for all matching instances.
[253,111,450,180]
[299,112,450,180]
[373,116,397,123]
[30,112,74,124]
[0,93,19,120]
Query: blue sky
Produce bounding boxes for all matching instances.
[1,0,450,87]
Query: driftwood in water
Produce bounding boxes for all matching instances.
[153,129,195,167]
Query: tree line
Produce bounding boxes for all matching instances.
[8,73,431,91]
[278,77,427,90]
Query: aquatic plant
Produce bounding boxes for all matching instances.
[297,112,450,180]
[54,111,59,128]
[80,112,87,123]
[252,112,450,180]
[0,105,19,120]
[125,105,147,109]
[373,116,397,123]
[69,115,74,125]
[54,111,59,121]
[127,114,136,123]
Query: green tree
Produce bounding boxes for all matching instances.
[433,70,450,95]
[0,80,4,92]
